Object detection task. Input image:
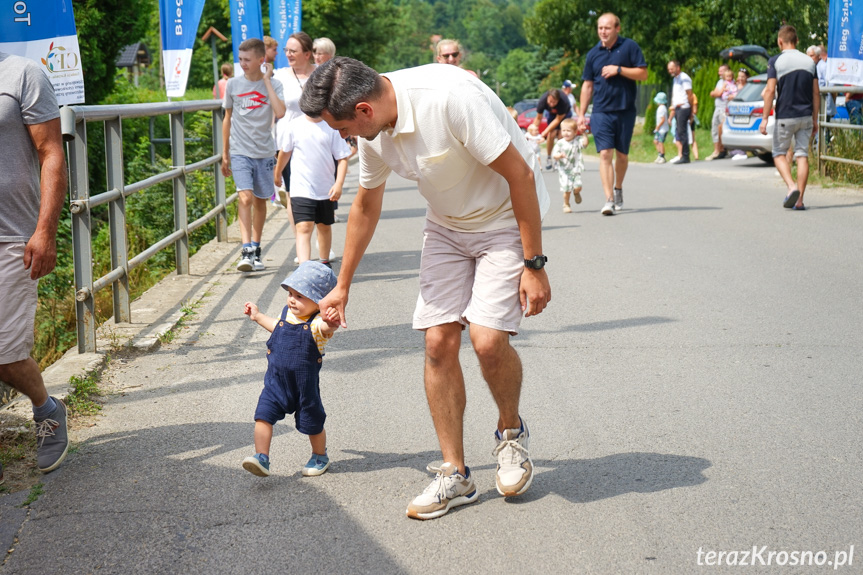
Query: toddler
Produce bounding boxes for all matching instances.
[524,124,545,169]
[242,261,339,477]
[551,118,588,213]
[653,92,670,163]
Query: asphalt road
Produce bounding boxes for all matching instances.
[3,154,862,574]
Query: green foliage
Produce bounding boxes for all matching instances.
[526,0,828,74]
[73,0,153,103]
[20,483,44,507]
[67,372,103,416]
[300,0,399,68]
[824,130,863,185]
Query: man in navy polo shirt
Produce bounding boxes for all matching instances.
[577,13,647,216]
[760,25,819,211]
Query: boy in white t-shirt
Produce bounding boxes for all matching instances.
[652,92,670,163]
[275,115,351,266]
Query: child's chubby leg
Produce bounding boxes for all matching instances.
[572,185,583,205]
[302,429,331,477]
[562,191,572,213]
[243,419,274,477]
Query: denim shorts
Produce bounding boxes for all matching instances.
[654,130,669,143]
[772,116,813,158]
[231,155,275,199]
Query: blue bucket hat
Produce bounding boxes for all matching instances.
[653,92,668,105]
[281,261,338,304]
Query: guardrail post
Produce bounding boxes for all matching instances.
[212,108,227,241]
[66,109,97,353]
[170,111,190,274]
[818,92,825,178]
[105,118,131,323]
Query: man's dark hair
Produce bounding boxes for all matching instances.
[778,25,798,46]
[300,57,384,120]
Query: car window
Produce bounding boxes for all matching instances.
[735,82,766,102]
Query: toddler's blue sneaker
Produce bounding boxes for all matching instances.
[302,453,330,477]
[242,453,270,477]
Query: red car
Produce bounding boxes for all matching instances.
[517,107,548,132]
[517,107,590,134]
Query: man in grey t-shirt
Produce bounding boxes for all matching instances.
[221,38,285,272]
[0,52,70,477]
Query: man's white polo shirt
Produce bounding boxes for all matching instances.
[359,64,549,233]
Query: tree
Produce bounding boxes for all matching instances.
[73,0,153,103]
[302,0,399,68]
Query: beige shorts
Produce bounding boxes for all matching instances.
[0,243,38,364]
[413,220,524,334]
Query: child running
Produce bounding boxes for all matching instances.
[524,124,545,170]
[275,115,350,266]
[552,118,589,213]
[242,261,339,477]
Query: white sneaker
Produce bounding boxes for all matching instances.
[731,153,748,161]
[406,462,478,520]
[493,418,533,497]
[655,156,667,164]
[613,188,623,211]
[328,249,336,260]
[668,156,682,164]
[333,214,341,223]
[293,256,300,265]
[253,247,266,271]
[601,201,615,216]
[236,248,254,272]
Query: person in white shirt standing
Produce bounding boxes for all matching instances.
[667,60,694,164]
[300,57,550,520]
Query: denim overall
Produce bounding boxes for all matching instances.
[255,306,326,435]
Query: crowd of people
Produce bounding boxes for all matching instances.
[0,12,846,519]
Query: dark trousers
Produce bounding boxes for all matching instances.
[675,106,692,161]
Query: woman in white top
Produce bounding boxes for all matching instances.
[274,32,317,242]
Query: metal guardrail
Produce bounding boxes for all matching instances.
[816,86,863,176]
[60,100,235,353]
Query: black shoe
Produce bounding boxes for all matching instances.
[677,158,691,164]
[716,150,728,159]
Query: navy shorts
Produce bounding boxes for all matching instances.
[590,108,637,154]
[291,196,335,225]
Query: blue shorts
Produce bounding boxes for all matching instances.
[590,109,637,154]
[231,155,275,199]
[654,130,669,143]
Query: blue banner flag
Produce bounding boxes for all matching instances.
[269,0,302,69]
[229,0,264,74]
[827,0,863,86]
[159,0,207,97]
[0,0,85,104]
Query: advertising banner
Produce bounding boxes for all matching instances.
[229,0,264,75]
[827,0,863,86]
[269,0,302,69]
[159,0,207,98]
[0,0,85,104]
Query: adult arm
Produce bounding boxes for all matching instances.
[759,78,777,135]
[221,107,233,177]
[318,182,386,327]
[709,80,725,98]
[487,144,550,317]
[24,118,67,280]
[601,65,648,81]
[542,113,565,138]
[577,80,594,132]
[812,78,820,136]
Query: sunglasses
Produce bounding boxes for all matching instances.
[440,51,459,59]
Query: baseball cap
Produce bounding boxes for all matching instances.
[562,79,573,88]
[281,260,338,304]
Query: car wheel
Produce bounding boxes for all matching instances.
[757,152,774,165]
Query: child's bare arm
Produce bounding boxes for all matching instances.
[330,158,348,201]
[274,150,292,187]
[244,302,278,333]
[319,316,340,337]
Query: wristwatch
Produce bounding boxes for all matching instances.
[617,65,622,76]
[524,255,547,270]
